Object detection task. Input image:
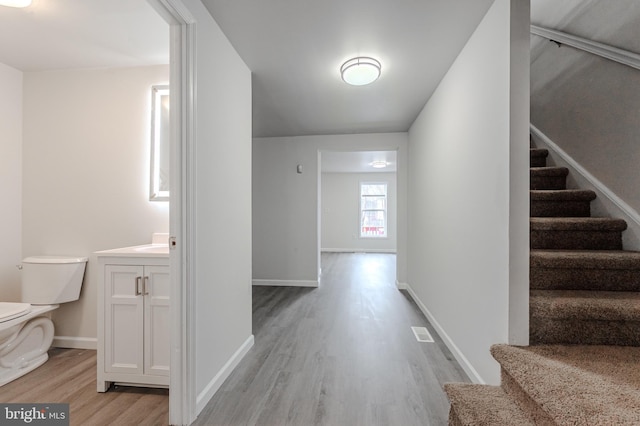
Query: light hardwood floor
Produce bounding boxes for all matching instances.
[0,253,468,426]
[0,348,169,425]
[195,253,469,425]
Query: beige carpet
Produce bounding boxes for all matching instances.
[444,146,640,425]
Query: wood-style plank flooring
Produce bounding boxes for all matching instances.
[194,253,469,425]
[0,253,468,425]
[0,348,169,425]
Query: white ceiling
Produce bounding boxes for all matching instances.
[202,0,494,137]
[0,0,500,138]
[321,151,397,174]
[0,0,168,71]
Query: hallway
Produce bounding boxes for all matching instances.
[195,252,469,425]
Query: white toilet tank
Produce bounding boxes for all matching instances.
[21,256,88,304]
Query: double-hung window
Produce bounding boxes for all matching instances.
[360,183,387,238]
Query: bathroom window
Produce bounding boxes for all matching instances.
[360,182,387,238]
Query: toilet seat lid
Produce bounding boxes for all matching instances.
[0,302,31,323]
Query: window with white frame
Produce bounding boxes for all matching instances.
[360,182,387,238]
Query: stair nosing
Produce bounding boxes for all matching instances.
[444,383,535,425]
[530,249,640,270]
[491,344,640,425]
[530,189,597,201]
[530,290,640,321]
[530,217,627,231]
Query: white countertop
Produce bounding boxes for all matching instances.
[94,244,170,258]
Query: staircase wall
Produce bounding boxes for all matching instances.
[530,1,640,225]
[406,0,529,385]
[531,126,640,250]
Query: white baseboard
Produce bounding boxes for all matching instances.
[53,336,97,350]
[395,280,408,290]
[402,283,484,384]
[196,334,254,415]
[530,124,640,250]
[321,248,396,254]
[252,279,318,288]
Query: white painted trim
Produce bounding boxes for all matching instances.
[403,283,484,384]
[53,336,97,350]
[146,1,196,424]
[530,124,640,234]
[321,248,397,254]
[395,280,408,290]
[252,279,319,288]
[196,335,254,414]
[530,25,640,72]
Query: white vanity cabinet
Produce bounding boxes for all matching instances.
[95,245,170,392]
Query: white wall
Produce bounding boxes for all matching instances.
[178,0,253,414]
[0,62,23,302]
[321,172,397,252]
[406,0,529,385]
[22,65,170,346]
[253,133,408,286]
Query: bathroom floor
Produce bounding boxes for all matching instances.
[0,348,168,425]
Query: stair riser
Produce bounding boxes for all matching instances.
[500,371,555,425]
[530,176,566,190]
[530,157,547,168]
[530,201,591,217]
[529,318,640,346]
[448,409,464,426]
[530,268,640,292]
[530,230,623,250]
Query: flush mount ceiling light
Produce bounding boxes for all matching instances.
[341,57,381,86]
[0,0,31,7]
[370,161,388,169]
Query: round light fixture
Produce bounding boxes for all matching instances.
[0,0,31,7]
[370,161,388,169]
[340,57,381,86]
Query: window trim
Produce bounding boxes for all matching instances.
[359,181,388,239]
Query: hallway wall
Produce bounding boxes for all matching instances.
[253,133,408,286]
[406,0,530,384]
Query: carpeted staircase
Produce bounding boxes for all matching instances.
[444,146,640,425]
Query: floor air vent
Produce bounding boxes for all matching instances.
[411,326,434,343]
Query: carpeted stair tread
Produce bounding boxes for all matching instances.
[531,218,626,250]
[444,383,535,426]
[530,166,568,177]
[530,217,627,231]
[531,167,568,190]
[530,290,640,321]
[530,148,549,167]
[491,344,640,425]
[531,249,640,269]
[530,190,596,217]
[530,148,549,157]
[530,250,640,291]
[530,189,596,201]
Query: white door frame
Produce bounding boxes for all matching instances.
[146,1,196,424]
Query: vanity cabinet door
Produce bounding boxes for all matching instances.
[143,265,170,377]
[104,265,145,375]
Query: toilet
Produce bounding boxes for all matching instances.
[0,255,87,386]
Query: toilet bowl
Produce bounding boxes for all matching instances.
[0,256,87,386]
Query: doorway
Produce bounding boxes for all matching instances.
[319,150,399,275]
